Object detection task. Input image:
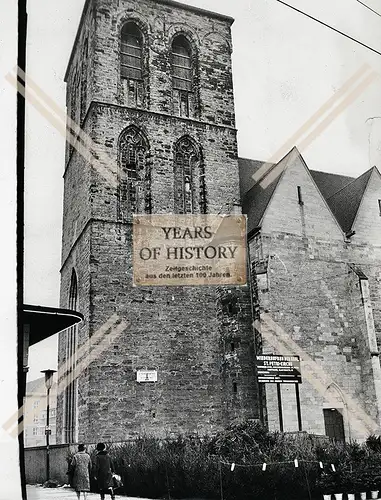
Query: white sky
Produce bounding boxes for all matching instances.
[24,0,381,381]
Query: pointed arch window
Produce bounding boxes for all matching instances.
[64,269,78,443]
[80,38,88,122]
[172,35,195,117]
[174,136,206,214]
[119,126,151,217]
[121,23,143,80]
[172,35,192,91]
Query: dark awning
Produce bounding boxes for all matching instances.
[23,304,84,346]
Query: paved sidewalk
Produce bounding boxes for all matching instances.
[26,485,151,500]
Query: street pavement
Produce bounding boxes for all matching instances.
[26,485,152,500]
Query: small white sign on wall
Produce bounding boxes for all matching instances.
[136,370,158,383]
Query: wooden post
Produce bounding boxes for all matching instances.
[277,383,284,432]
[295,383,303,431]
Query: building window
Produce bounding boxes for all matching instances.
[33,415,39,423]
[64,269,78,443]
[172,35,193,117]
[297,186,303,205]
[233,382,238,394]
[32,427,38,436]
[378,199,381,215]
[33,401,39,409]
[80,38,88,123]
[118,126,150,218]
[172,35,192,91]
[174,136,206,214]
[121,23,143,80]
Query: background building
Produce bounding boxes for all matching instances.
[24,376,57,448]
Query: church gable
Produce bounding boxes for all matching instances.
[352,167,381,245]
[326,168,373,235]
[260,148,343,240]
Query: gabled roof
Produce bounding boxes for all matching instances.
[326,168,374,233]
[238,158,275,201]
[239,150,378,236]
[310,170,355,200]
[242,148,296,234]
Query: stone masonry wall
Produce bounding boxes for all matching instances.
[87,103,240,221]
[65,0,96,163]
[92,0,235,126]
[255,234,379,440]
[247,153,381,441]
[351,168,381,346]
[61,130,92,265]
[57,228,91,444]
[58,0,258,442]
[84,221,258,441]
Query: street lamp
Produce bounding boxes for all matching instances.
[41,369,56,483]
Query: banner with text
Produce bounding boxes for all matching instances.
[133,214,247,286]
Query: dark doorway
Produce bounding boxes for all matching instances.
[323,408,345,441]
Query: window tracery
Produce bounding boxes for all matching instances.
[174,136,206,214]
[119,126,151,217]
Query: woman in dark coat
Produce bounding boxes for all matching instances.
[94,443,115,500]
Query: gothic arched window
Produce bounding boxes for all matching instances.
[174,136,206,214]
[119,126,150,217]
[64,269,78,443]
[121,23,143,80]
[69,270,77,310]
[80,38,88,123]
[172,35,194,117]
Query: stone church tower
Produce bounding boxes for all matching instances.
[57,0,260,443]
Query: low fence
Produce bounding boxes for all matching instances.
[25,443,77,484]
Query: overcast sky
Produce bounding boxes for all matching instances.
[25,0,381,380]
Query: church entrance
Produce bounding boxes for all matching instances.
[323,408,345,441]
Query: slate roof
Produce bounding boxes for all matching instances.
[239,150,377,236]
[238,158,275,201]
[310,170,355,200]
[326,168,374,233]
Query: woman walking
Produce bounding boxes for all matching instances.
[70,444,91,500]
[94,442,116,500]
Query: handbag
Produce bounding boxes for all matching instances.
[112,473,123,489]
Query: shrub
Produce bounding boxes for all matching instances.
[66,424,381,500]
